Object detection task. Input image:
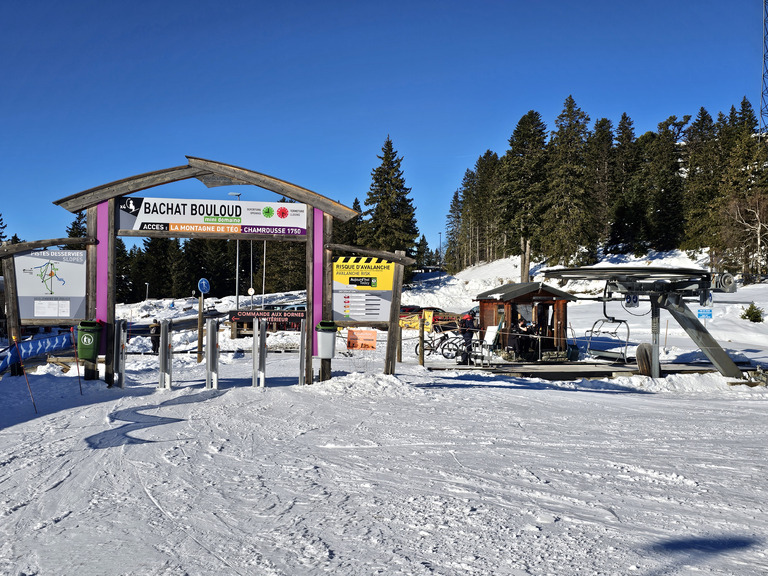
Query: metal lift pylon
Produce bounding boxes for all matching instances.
[544,267,744,379]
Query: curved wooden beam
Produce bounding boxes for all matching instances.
[0,237,97,257]
[53,158,360,222]
[186,157,359,222]
[54,165,208,213]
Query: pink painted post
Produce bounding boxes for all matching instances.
[96,202,110,351]
[312,208,324,356]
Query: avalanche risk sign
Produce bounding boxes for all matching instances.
[332,257,394,322]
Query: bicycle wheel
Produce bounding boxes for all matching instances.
[441,339,461,359]
[415,340,435,357]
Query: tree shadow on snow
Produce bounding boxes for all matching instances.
[0,375,157,430]
[85,389,225,449]
[643,534,760,575]
[420,373,653,395]
[189,375,300,389]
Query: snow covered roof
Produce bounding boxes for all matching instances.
[475,282,577,302]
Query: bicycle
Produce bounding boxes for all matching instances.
[414,329,464,359]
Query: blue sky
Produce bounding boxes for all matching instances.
[0,0,760,253]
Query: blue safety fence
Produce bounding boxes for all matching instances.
[0,332,75,374]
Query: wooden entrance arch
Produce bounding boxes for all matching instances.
[53,156,358,385]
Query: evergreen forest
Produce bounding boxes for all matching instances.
[445,95,768,283]
[2,95,767,303]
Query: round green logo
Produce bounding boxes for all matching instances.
[262,206,275,218]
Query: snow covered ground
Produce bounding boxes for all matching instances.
[1,251,768,575]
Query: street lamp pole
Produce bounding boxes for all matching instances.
[250,239,254,309]
[229,192,241,309]
[262,240,266,308]
[438,232,442,282]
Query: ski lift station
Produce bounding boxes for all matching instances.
[474,282,576,353]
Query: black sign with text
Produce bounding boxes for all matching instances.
[229,309,307,323]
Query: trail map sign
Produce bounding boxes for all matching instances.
[117,197,307,237]
[14,250,86,320]
[332,257,394,322]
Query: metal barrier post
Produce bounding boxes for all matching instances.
[256,319,267,387]
[251,318,261,388]
[114,319,127,388]
[206,318,219,389]
[298,319,306,385]
[418,318,425,366]
[158,319,172,389]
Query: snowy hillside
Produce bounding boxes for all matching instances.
[1,250,767,575]
[403,249,717,313]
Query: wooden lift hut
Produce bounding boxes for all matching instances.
[475,282,576,351]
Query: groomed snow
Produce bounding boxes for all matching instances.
[1,251,767,575]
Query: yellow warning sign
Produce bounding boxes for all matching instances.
[332,257,395,291]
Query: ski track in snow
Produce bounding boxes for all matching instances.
[1,252,768,575]
[1,350,768,575]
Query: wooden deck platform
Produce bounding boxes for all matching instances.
[425,360,747,381]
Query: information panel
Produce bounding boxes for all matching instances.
[117,197,307,236]
[332,257,394,322]
[14,250,87,320]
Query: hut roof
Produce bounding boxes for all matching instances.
[475,282,577,302]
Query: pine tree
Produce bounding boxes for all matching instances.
[444,189,463,274]
[498,110,548,280]
[263,240,305,294]
[128,245,147,302]
[63,211,88,249]
[10,234,23,244]
[476,150,502,262]
[645,115,690,251]
[66,211,87,237]
[459,151,500,265]
[142,237,174,298]
[114,238,132,303]
[682,107,721,252]
[456,169,476,270]
[585,117,615,244]
[736,96,758,134]
[608,113,643,253]
[414,234,430,268]
[169,239,189,298]
[359,137,419,256]
[0,213,7,243]
[719,127,768,277]
[333,197,362,246]
[541,96,593,264]
[183,238,206,290]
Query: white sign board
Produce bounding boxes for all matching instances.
[14,250,87,320]
[117,197,307,237]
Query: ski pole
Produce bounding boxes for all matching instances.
[70,327,83,395]
[12,336,37,414]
